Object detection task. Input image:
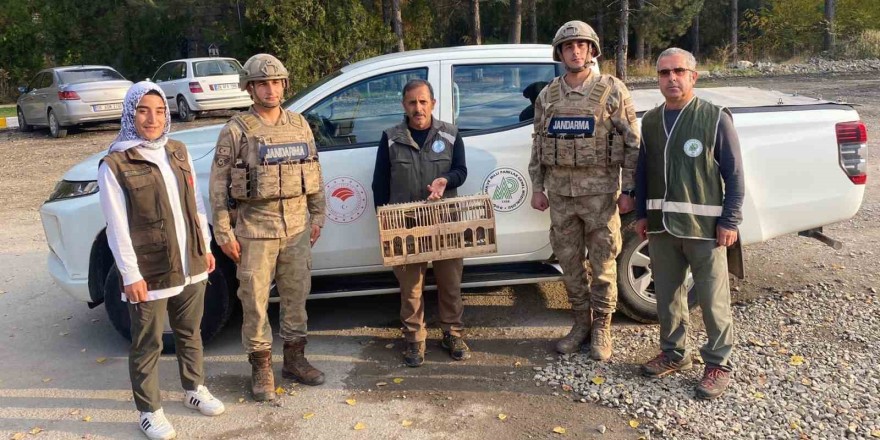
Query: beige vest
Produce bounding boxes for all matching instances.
[535,75,624,168]
[228,111,322,201]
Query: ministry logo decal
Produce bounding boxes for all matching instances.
[325,177,368,224]
[482,168,528,212]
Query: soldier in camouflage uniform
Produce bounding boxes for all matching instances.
[528,21,640,361]
[209,54,327,401]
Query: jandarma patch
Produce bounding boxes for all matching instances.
[259,142,308,164]
[547,116,595,135]
[683,139,704,157]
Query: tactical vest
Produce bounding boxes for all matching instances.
[101,140,208,290]
[228,111,322,202]
[535,75,624,168]
[642,97,726,239]
[385,119,459,204]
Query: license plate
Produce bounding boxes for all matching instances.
[212,83,238,91]
[93,103,122,112]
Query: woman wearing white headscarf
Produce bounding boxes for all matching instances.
[98,81,225,440]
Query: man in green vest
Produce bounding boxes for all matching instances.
[635,48,745,400]
[529,21,641,361]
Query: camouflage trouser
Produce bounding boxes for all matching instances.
[548,191,622,314]
[237,229,311,353]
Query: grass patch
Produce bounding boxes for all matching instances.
[0,106,16,118]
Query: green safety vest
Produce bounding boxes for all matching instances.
[642,97,728,240]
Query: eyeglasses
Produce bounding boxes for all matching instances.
[657,67,694,77]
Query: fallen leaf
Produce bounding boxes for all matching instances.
[790,421,801,430]
[42,378,52,383]
[29,427,43,435]
[753,392,765,399]
[275,386,286,395]
[801,378,812,386]
[498,413,508,421]
[552,426,566,434]
[393,378,404,384]
[82,416,92,422]
[238,398,245,403]
[871,429,880,438]
[11,433,25,440]
[95,357,107,364]
[561,384,572,392]
[591,376,605,385]
[376,382,388,387]
[353,422,366,430]
[402,420,413,427]
[385,343,394,349]
[747,338,766,347]
[346,398,357,406]
[777,348,790,355]
[69,409,80,415]
[303,412,315,420]
[789,355,805,366]
[629,419,640,429]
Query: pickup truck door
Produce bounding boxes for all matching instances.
[438,60,558,260]
[300,63,440,272]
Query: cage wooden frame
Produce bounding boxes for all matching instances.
[377,194,498,266]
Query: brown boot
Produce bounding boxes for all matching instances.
[590,311,613,361]
[282,338,325,386]
[555,309,592,354]
[248,350,275,402]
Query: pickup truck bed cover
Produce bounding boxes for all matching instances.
[631,86,835,112]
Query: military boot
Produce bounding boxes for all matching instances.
[282,337,325,386]
[248,350,275,402]
[555,309,592,354]
[590,311,613,361]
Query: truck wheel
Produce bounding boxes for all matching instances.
[103,264,234,354]
[48,109,68,138]
[177,97,197,122]
[615,214,697,323]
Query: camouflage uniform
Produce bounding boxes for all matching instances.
[528,21,640,359]
[209,54,326,400]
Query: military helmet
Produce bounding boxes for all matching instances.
[239,53,289,91]
[552,20,601,61]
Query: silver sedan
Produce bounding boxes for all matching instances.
[16,66,133,138]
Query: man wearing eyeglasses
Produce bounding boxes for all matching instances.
[529,20,640,361]
[635,48,744,400]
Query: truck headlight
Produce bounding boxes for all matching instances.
[47,180,99,202]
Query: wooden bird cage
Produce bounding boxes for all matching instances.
[377,194,498,266]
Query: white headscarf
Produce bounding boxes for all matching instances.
[109,81,171,153]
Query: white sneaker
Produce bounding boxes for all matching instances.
[184,385,226,416]
[139,408,177,440]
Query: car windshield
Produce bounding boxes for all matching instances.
[193,60,242,77]
[58,69,125,84]
[283,69,344,109]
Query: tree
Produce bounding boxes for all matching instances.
[509,0,522,43]
[616,0,629,80]
[470,0,482,44]
[391,0,405,51]
[527,0,537,43]
[690,12,700,58]
[730,0,738,60]
[824,0,835,51]
[634,0,646,63]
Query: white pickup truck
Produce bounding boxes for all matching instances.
[39,45,868,348]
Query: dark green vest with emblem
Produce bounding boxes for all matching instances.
[385,118,459,204]
[642,97,727,239]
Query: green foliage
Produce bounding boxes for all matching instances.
[242,0,394,93]
[634,0,704,49]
